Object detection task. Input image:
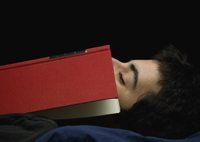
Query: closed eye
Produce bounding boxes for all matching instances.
[119,72,125,85]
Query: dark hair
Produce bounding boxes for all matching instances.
[120,45,200,139]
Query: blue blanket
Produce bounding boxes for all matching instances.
[35,125,200,142]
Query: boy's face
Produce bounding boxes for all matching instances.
[112,58,162,109]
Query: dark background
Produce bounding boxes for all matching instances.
[1,4,199,72]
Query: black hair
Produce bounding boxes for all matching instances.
[120,45,200,139]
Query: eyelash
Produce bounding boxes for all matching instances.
[119,72,125,85]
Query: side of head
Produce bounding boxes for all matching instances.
[120,45,200,139]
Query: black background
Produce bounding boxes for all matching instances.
[1,3,199,72]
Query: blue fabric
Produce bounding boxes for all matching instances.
[35,125,200,142]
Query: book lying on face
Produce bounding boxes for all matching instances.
[0,45,120,119]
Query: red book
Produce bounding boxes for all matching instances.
[0,45,119,119]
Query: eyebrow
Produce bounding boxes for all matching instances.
[130,64,138,89]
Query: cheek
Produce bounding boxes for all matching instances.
[118,92,136,109]
[114,72,137,109]
[117,86,137,109]
[115,81,127,107]
[115,80,122,98]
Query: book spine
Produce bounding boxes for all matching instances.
[0,57,49,71]
[87,45,110,53]
[0,45,110,71]
[49,49,86,59]
[50,45,110,59]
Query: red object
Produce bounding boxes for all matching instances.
[0,45,118,115]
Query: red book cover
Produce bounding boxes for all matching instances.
[0,45,119,119]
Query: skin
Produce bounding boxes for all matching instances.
[112,57,162,109]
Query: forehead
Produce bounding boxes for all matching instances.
[130,59,159,73]
[130,59,161,93]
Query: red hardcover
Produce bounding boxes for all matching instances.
[0,45,118,116]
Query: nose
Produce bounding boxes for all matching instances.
[112,57,124,71]
[112,57,120,65]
